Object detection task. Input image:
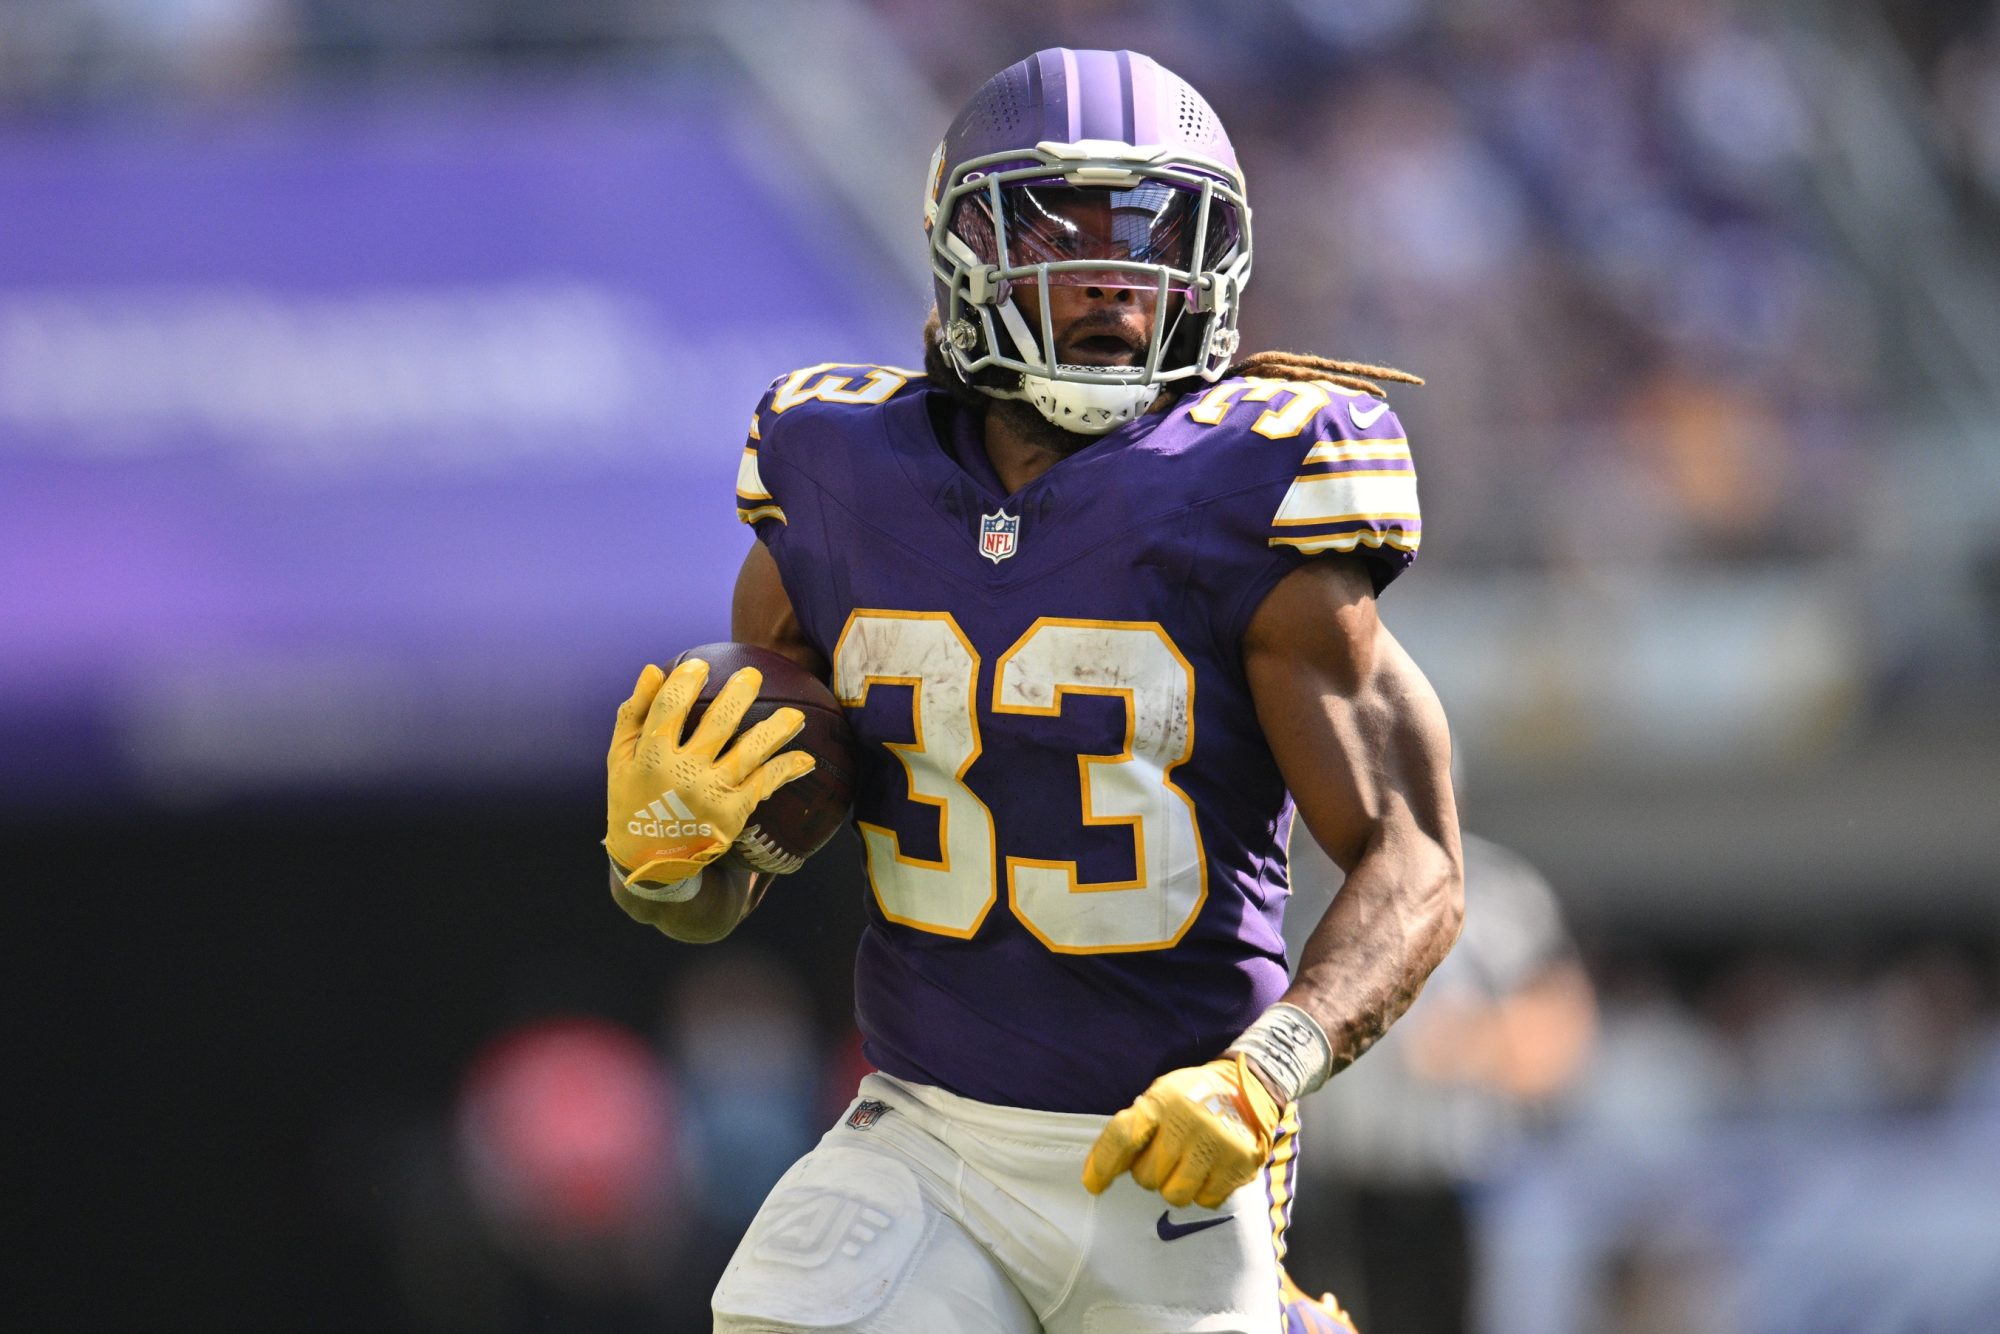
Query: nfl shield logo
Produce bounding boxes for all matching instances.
[846,1098,890,1130]
[979,508,1020,564]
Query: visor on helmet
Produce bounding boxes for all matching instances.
[929,143,1254,413]
[950,180,1242,291]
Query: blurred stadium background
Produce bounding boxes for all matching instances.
[8,0,1999,1329]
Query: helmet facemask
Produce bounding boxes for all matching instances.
[927,142,1252,435]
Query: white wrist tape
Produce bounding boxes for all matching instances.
[1226,1002,1334,1105]
[610,855,704,903]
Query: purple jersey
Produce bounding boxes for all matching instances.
[734,363,1419,1114]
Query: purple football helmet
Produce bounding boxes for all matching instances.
[925,49,1253,434]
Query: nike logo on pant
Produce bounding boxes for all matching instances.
[1156,1210,1233,1241]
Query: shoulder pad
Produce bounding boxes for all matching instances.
[737,363,927,527]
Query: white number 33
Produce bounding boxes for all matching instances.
[831,611,1209,955]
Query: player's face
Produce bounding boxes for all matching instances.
[988,184,1200,369]
[1010,270,1157,370]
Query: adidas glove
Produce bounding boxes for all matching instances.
[1080,1054,1282,1210]
[604,659,816,892]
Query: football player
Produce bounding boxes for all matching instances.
[602,48,1461,1333]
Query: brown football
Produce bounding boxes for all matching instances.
[671,642,857,874]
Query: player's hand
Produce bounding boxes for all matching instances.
[1080,1054,1282,1209]
[604,659,816,888]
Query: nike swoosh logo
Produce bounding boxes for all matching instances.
[1156,1210,1233,1242]
[1349,399,1390,429]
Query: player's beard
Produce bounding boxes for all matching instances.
[922,314,1143,458]
[988,392,1101,458]
[923,319,1099,458]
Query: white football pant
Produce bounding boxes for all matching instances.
[712,1071,1302,1333]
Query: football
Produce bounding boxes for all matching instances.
[671,641,857,874]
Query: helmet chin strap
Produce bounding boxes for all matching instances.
[990,295,1151,435]
[1019,374,1154,435]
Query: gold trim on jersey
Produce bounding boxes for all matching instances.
[1268,528,1420,554]
[1301,437,1411,466]
[1292,466,1415,486]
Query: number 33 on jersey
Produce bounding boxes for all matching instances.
[835,610,1201,954]
[735,362,1420,1114]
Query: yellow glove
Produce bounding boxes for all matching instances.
[604,659,816,889]
[1080,1054,1282,1209]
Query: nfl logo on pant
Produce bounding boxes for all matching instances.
[979,509,1020,563]
[845,1098,890,1130]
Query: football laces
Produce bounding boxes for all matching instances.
[734,823,806,876]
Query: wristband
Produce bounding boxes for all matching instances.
[608,854,704,903]
[1226,1002,1334,1105]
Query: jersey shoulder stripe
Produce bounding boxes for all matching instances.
[1266,386,1419,558]
[736,442,784,525]
[1175,374,1421,561]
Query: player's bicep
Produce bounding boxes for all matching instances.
[730,542,829,681]
[1241,557,1455,872]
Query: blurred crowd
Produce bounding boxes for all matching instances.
[339,949,875,1333]
[1284,832,2000,1334]
[5,0,1997,574]
[876,0,1998,573]
[343,889,1999,1334]
[1483,939,2000,1334]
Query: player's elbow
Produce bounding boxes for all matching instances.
[1417,834,1465,967]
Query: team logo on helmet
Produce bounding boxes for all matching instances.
[923,140,947,232]
[979,508,1020,564]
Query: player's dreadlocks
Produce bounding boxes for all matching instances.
[920,312,1422,412]
[1222,351,1423,399]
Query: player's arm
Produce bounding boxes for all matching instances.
[1084,555,1461,1208]
[606,544,825,943]
[1241,555,1463,1085]
[730,541,830,679]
